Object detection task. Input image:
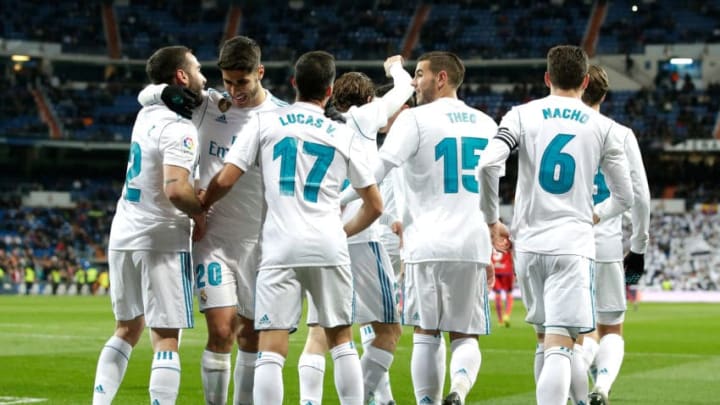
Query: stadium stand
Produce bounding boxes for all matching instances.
[1,0,719,294]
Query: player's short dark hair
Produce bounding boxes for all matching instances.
[294,51,335,102]
[375,83,416,107]
[146,46,191,85]
[217,36,261,72]
[547,45,589,90]
[582,64,609,106]
[417,51,465,88]
[331,72,374,113]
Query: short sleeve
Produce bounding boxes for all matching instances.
[159,121,198,172]
[378,109,420,167]
[224,112,261,171]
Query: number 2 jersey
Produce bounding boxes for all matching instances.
[379,97,496,264]
[224,101,376,269]
[489,95,633,259]
[109,105,199,251]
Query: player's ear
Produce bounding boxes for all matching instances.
[175,68,189,87]
[437,70,448,89]
[290,76,297,89]
[324,85,332,99]
[543,72,552,89]
[581,74,590,90]
[257,64,265,80]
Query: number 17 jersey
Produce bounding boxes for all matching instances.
[224,102,375,270]
[379,97,496,264]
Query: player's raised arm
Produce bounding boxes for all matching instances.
[378,55,414,119]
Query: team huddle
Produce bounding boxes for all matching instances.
[90,36,650,405]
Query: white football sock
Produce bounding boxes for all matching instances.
[361,344,394,401]
[298,352,326,405]
[253,351,285,405]
[533,343,544,384]
[149,351,181,405]
[594,333,625,393]
[411,333,445,404]
[92,336,133,405]
[536,346,572,405]
[201,350,230,405]
[449,337,481,401]
[569,343,588,405]
[233,350,256,405]
[331,342,363,405]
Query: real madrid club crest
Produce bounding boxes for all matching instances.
[200,288,208,303]
[218,97,231,113]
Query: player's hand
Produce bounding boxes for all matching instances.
[383,55,404,77]
[623,251,645,285]
[161,85,201,119]
[191,212,207,242]
[391,220,403,249]
[489,222,512,252]
[485,263,495,289]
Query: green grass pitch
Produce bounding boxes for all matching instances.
[0,295,718,404]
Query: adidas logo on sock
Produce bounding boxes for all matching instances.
[258,314,271,325]
[419,395,434,404]
[94,385,105,394]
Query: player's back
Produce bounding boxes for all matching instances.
[509,95,615,257]
[381,97,496,263]
[109,105,198,251]
[255,102,364,269]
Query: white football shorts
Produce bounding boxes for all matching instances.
[594,261,626,324]
[108,249,194,329]
[193,234,259,319]
[256,265,354,330]
[402,261,491,335]
[514,252,595,333]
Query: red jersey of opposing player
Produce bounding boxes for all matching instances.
[491,249,514,291]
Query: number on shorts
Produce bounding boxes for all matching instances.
[196,262,222,288]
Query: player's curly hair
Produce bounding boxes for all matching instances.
[331,72,375,113]
[582,65,609,106]
[547,45,588,90]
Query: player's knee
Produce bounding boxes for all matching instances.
[115,317,144,346]
[236,319,259,351]
[372,323,402,350]
[207,322,236,351]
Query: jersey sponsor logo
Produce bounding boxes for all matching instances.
[215,114,228,124]
[182,136,195,152]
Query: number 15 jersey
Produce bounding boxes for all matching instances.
[224,102,376,270]
[379,97,496,264]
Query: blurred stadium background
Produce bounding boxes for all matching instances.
[0,0,719,402]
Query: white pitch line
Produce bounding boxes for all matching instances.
[0,397,48,404]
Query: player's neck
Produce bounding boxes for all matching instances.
[247,88,267,108]
[550,87,584,99]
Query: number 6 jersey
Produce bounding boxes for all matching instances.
[483,95,633,259]
[378,97,496,264]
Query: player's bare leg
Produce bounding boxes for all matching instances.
[298,325,329,405]
[92,316,144,405]
[201,306,239,405]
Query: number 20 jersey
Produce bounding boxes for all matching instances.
[109,105,199,251]
[498,95,623,258]
[379,97,496,264]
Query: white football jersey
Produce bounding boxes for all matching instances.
[109,105,198,251]
[195,88,287,240]
[379,97,496,264]
[224,102,376,269]
[593,123,650,262]
[486,95,633,258]
[341,99,388,244]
